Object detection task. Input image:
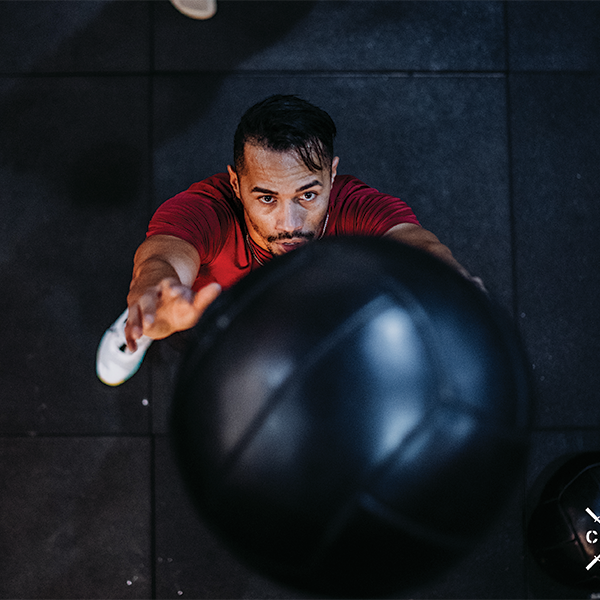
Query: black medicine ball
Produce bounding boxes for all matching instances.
[172,237,530,597]
[528,453,600,590]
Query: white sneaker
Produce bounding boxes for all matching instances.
[170,0,217,20]
[96,309,153,386]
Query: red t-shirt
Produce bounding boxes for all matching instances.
[147,173,420,291]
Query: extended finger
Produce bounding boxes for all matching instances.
[162,283,221,332]
[137,291,158,333]
[125,304,144,351]
[193,282,222,313]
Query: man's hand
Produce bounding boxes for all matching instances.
[384,223,487,293]
[125,278,221,351]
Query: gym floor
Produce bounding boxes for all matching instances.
[1,1,599,598]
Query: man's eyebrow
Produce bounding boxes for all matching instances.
[296,180,323,193]
[250,180,323,195]
[251,186,277,195]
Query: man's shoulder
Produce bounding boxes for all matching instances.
[331,174,381,202]
[153,173,240,228]
[148,173,241,251]
[186,172,234,199]
[165,173,239,216]
[332,174,362,190]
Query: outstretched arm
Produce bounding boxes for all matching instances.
[125,234,221,351]
[384,223,485,290]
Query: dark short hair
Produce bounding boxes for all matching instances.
[233,95,337,174]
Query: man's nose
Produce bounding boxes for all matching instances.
[276,201,304,233]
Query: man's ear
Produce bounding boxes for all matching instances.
[331,156,339,184]
[227,165,240,198]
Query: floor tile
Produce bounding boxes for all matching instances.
[150,336,188,434]
[154,0,505,72]
[510,73,600,428]
[0,437,151,599]
[0,0,150,73]
[0,76,152,434]
[508,1,600,71]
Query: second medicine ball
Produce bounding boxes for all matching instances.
[528,453,600,590]
[172,237,530,597]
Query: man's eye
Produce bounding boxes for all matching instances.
[260,196,275,204]
[302,192,316,201]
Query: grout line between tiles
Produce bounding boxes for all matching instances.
[148,3,158,596]
[2,69,599,79]
[0,432,158,438]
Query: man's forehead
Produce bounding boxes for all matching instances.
[242,142,305,165]
[240,143,327,182]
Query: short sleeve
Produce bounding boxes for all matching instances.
[327,175,420,237]
[146,173,238,264]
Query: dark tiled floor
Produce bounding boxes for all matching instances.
[0,437,151,598]
[153,1,506,72]
[507,1,600,71]
[0,75,152,435]
[510,73,600,428]
[1,1,599,598]
[0,0,150,73]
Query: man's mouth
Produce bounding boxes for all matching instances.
[277,239,307,253]
[268,231,314,254]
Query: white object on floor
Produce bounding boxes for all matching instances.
[170,0,217,20]
[96,308,153,386]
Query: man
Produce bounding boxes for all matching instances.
[97,95,479,386]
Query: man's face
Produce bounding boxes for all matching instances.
[228,143,339,256]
